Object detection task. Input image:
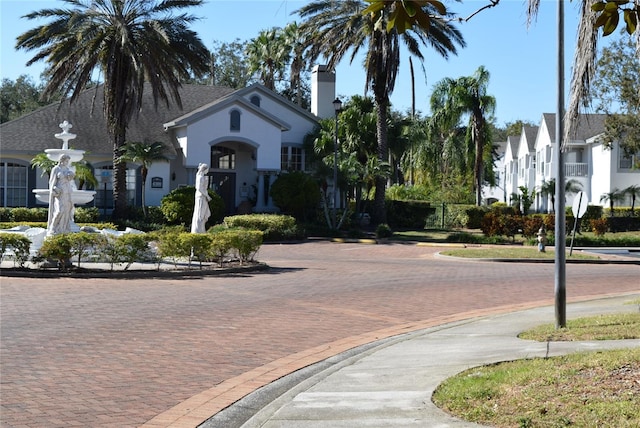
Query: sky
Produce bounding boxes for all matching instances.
[0,0,589,127]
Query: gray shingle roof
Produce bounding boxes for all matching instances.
[541,112,607,142]
[0,83,235,157]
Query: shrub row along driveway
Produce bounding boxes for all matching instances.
[1,242,638,427]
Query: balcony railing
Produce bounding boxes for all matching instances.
[565,162,588,177]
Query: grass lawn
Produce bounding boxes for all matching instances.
[433,308,640,428]
[440,247,599,260]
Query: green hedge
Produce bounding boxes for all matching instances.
[386,200,435,229]
[222,214,302,241]
[447,205,488,229]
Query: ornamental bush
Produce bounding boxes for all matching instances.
[160,186,225,227]
[270,171,320,221]
[37,234,74,271]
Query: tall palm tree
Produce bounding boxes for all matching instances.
[245,28,291,91]
[624,184,640,215]
[16,0,210,219]
[281,22,309,106]
[296,0,464,224]
[117,141,169,215]
[430,66,496,205]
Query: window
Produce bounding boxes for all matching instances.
[230,110,241,131]
[281,146,304,171]
[212,147,235,170]
[0,162,28,207]
[619,150,639,170]
[250,95,261,107]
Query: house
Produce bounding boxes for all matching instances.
[488,112,639,212]
[0,65,337,213]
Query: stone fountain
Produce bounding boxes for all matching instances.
[32,121,97,230]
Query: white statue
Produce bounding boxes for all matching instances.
[190,163,211,233]
[47,154,75,236]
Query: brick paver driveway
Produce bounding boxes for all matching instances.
[1,242,638,427]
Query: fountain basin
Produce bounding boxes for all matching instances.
[33,189,97,205]
[45,148,86,163]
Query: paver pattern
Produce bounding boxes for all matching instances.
[1,242,638,427]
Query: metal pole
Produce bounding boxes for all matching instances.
[555,0,567,329]
[333,111,339,229]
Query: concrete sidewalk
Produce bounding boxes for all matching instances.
[204,294,640,428]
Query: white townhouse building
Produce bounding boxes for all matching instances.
[488,112,640,212]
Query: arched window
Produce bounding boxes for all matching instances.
[211,146,236,170]
[250,95,261,107]
[230,110,241,131]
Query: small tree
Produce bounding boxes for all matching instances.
[518,186,536,214]
[624,184,640,216]
[600,188,625,217]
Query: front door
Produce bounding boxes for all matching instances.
[210,172,236,215]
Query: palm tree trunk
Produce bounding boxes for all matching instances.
[473,112,484,206]
[112,131,128,219]
[373,96,389,225]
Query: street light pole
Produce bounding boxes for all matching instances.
[332,97,342,229]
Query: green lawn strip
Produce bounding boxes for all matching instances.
[440,247,598,260]
[519,312,640,341]
[433,348,640,428]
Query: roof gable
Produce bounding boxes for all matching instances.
[163,93,291,131]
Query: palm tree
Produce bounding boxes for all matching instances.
[600,188,625,217]
[538,178,583,213]
[296,0,464,224]
[624,184,640,215]
[430,66,496,206]
[245,28,291,91]
[117,141,169,215]
[281,22,309,106]
[16,0,210,219]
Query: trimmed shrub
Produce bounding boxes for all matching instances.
[178,233,213,269]
[9,207,48,222]
[37,234,74,271]
[101,233,152,271]
[270,171,321,221]
[607,216,640,232]
[160,186,225,227]
[209,231,234,267]
[375,223,393,239]
[67,232,106,268]
[0,233,31,267]
[0,208,11,222]
[228,229,263,264]
[74,207,100,223]
[223,214,300,241]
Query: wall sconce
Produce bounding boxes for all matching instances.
[171,172,176,181]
